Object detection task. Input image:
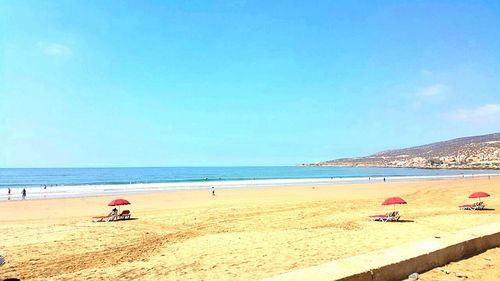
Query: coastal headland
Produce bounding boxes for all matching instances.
[308,133,500,170]
[1,177,499,280]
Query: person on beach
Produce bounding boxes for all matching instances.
[111,208,118,220]
[383,177,386,182]
[212,186,215,196]
[22,188,26,199]
[7,188,10,195]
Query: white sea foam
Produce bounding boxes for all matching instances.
[1,173,499,201]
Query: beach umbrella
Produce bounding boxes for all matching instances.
[108,198,130,206]
[382,197,407,209]
[469,192,490,203]
[108,198,131,213]
[468,192,490,199]
[382,197,407,205]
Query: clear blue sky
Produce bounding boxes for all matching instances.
[1,1,499,167]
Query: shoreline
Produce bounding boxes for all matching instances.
[2,173,500,202]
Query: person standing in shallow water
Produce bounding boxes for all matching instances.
[22,188,26,200]
[212,186,215,196]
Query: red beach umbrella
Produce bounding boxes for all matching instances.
[382,197,407,210]
[108,198,131,206]
[382,197,407,205]
[108,198,131,213]
[468,192,490,199]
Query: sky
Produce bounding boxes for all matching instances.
[1,1,499,167]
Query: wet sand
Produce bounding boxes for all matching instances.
[0,177,499,280]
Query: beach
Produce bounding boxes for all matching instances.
[0,177,499,280]
[418,247,499,280]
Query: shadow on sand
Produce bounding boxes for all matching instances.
[111,218,139,222]
[373,219,414,223]
[394,219,415,223]
[461,208,496,211]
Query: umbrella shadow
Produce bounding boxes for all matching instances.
[394,219,415,223]
[110,218,139,222]
[477,208,496,211]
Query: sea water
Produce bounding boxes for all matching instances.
[0,167,498,200]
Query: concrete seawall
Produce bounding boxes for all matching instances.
[262,223,500,281]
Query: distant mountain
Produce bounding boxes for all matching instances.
[309,133,500,169]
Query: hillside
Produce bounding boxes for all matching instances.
[310,133,500,169]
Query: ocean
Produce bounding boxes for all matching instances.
[1,166,498,200]
[1,166,499,187]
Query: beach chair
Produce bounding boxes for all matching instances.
[369,214,386,221]
[459,202,485,210]
[119,210,131,220]
[382,211,399,222]
[472,201,485,210]
[92,214,113,222]
[390,211,400,221]
[369,211,400,222]
[459,204,473,210]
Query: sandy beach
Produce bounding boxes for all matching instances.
[418,247,499,280]
[1,177,499,280]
